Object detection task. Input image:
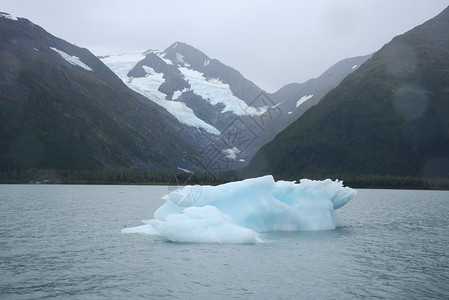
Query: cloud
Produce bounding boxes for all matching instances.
[2,0,448,92]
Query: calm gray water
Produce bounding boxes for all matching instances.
[1,184,448,299]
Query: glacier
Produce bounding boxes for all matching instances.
[100,51,146,78]
[122,175,357,243]
[178,67,266,116]
[101,51,221,134]
[100,48,267,135]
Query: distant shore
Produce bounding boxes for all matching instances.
[1,168,449,190]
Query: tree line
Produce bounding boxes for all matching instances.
[0,168,448,189]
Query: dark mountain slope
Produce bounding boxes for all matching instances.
[0,13,200,171]
[247,6,449,178]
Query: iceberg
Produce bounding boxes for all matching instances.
[122,175,356,243]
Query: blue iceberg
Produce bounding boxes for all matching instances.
[122,175,357,243]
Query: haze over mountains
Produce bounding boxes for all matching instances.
[1,5,448,183]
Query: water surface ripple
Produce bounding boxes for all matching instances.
[1,185,448,299]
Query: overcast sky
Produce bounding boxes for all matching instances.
[2,0,448,92]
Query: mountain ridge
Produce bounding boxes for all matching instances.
[0,13,206,171]
[101,41,370,171]
[246,5,449,179]
[0,12,375,174]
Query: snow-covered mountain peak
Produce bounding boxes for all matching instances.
[99,42,370,170]
[162,42,210,71]
[101,42,268,136]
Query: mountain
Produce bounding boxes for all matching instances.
[0,12,204,171]
[271,54,371,117]
[0,12,372,175]
[101,42,368,172]
[101,43,269,172]
[264,54,371,145]
[246,6,449,179]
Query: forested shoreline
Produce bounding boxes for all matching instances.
[1,168,448,190]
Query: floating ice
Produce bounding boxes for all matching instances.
[149,206,258,243]
[122,175,356,243]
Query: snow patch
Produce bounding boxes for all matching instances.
[154,51,173,65]
[178,167,193,173]
[288,111,293,114]
[352,65,358,69]
[296,94,313,108]
[50,47,93,71]
[172,88,189,100]
[176,52,190,67]
[222,147,240,160]
[0,12,18,21]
